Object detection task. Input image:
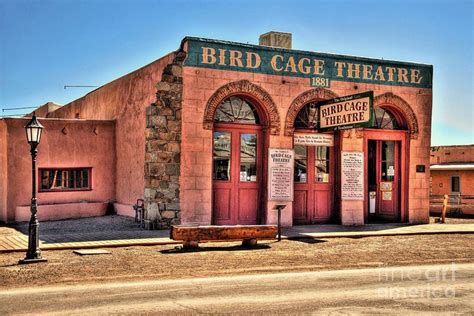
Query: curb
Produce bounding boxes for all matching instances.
[284,230,474,239]
[1,230,472,253]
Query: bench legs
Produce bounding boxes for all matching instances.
[242,239,257,247]
[183,240,199,249]
[182,239,258,249]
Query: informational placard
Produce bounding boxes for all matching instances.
[341,152,364,200]
[382,191,393,201]
[380,182,392,192]
[268,148,294,201]
[294,133,334,146]
[387,166,395,176]
[319,91,374,131]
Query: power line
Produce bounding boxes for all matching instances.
[64,85,98,89]
[0,114,26,117]
[2,106,37,112]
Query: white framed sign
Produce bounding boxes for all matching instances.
[268,148,294,201]
[294,133,334,146]
[341,151,364,200]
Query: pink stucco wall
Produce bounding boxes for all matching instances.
[431,170,474,196]
[180,66,432,225]
[0,120,7,221]
[430,145,474,164]
[48,53,176,215]
[430,145,474,198]
[1,118,115,222]
[15,202,108,222]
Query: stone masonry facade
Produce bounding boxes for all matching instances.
[144,51,185,229]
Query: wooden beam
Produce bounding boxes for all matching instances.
[171,225,277,241]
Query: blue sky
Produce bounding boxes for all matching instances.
[0,0,472,145]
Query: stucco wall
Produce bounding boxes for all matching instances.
[3,118,115,222]
[431,170,474,196]
[180,66,432,225]
[48,53,175,214]
[430,145,474,164]
[0,120,7,222]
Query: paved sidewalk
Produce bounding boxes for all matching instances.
[0,216,473,253]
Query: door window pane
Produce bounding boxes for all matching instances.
[240,134,257,181]
[213,132,231,181]
[451,175,460,193]
[294,145,307,182]
[315,146,330,183]
[381,141,395,181]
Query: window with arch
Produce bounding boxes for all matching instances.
[374,107,403,130]
[294,102,319,129]
[293,101,332,184]
[214,96,260,124]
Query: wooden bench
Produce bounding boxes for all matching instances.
[170,225,277,248]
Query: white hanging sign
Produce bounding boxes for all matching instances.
[294,133,334,146]
[268,148,294,201]
[341,151,364,200]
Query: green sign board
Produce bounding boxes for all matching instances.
[317,91,374,132]
[184,37,433,89]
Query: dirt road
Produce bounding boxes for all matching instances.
[1,234,472,289]
[0,263,472,314]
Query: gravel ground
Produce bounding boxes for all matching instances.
[1,234,472,289]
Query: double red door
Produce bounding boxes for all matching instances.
[293,145,334,224]
[212,125,262,225]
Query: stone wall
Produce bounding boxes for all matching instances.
[144,51,185,229]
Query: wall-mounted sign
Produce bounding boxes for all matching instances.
[341,152,364,200]
[319,91,374,131]
[387,166,395,176]
[268,148,294,201]
[294,133,334,146]
[380,182,392,192]
[185,37,433,89]
[382,191,393,201]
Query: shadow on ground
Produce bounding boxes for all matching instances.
[287,237,328,244]
[160,243,273,254]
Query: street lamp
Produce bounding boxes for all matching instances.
[19,113,47,264]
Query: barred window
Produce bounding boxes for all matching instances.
[40,168,91,191]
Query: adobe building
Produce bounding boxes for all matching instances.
[0,32,433,227]
[430,145,474,215]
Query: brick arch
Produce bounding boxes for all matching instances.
[203,80,281,135]
[284,88,339,136]
[374,92,419,139]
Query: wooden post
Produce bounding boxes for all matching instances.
[441,194,448,224]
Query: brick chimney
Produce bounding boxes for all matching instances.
[259,31,292,49]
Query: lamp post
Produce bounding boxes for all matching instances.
[19,113,47,264]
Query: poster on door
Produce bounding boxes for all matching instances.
[294,133,334,146]
[341,151,364,200]
[268,148,294,201]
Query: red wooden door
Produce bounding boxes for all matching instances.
[368,140,400,221]
[293,145,334,224]
[212,125,262,225]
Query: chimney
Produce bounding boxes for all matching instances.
[259,31,292,49]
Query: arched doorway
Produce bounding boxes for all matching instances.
[365,106,410,223]
[292,101,336,224]
[212,96,265,225]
